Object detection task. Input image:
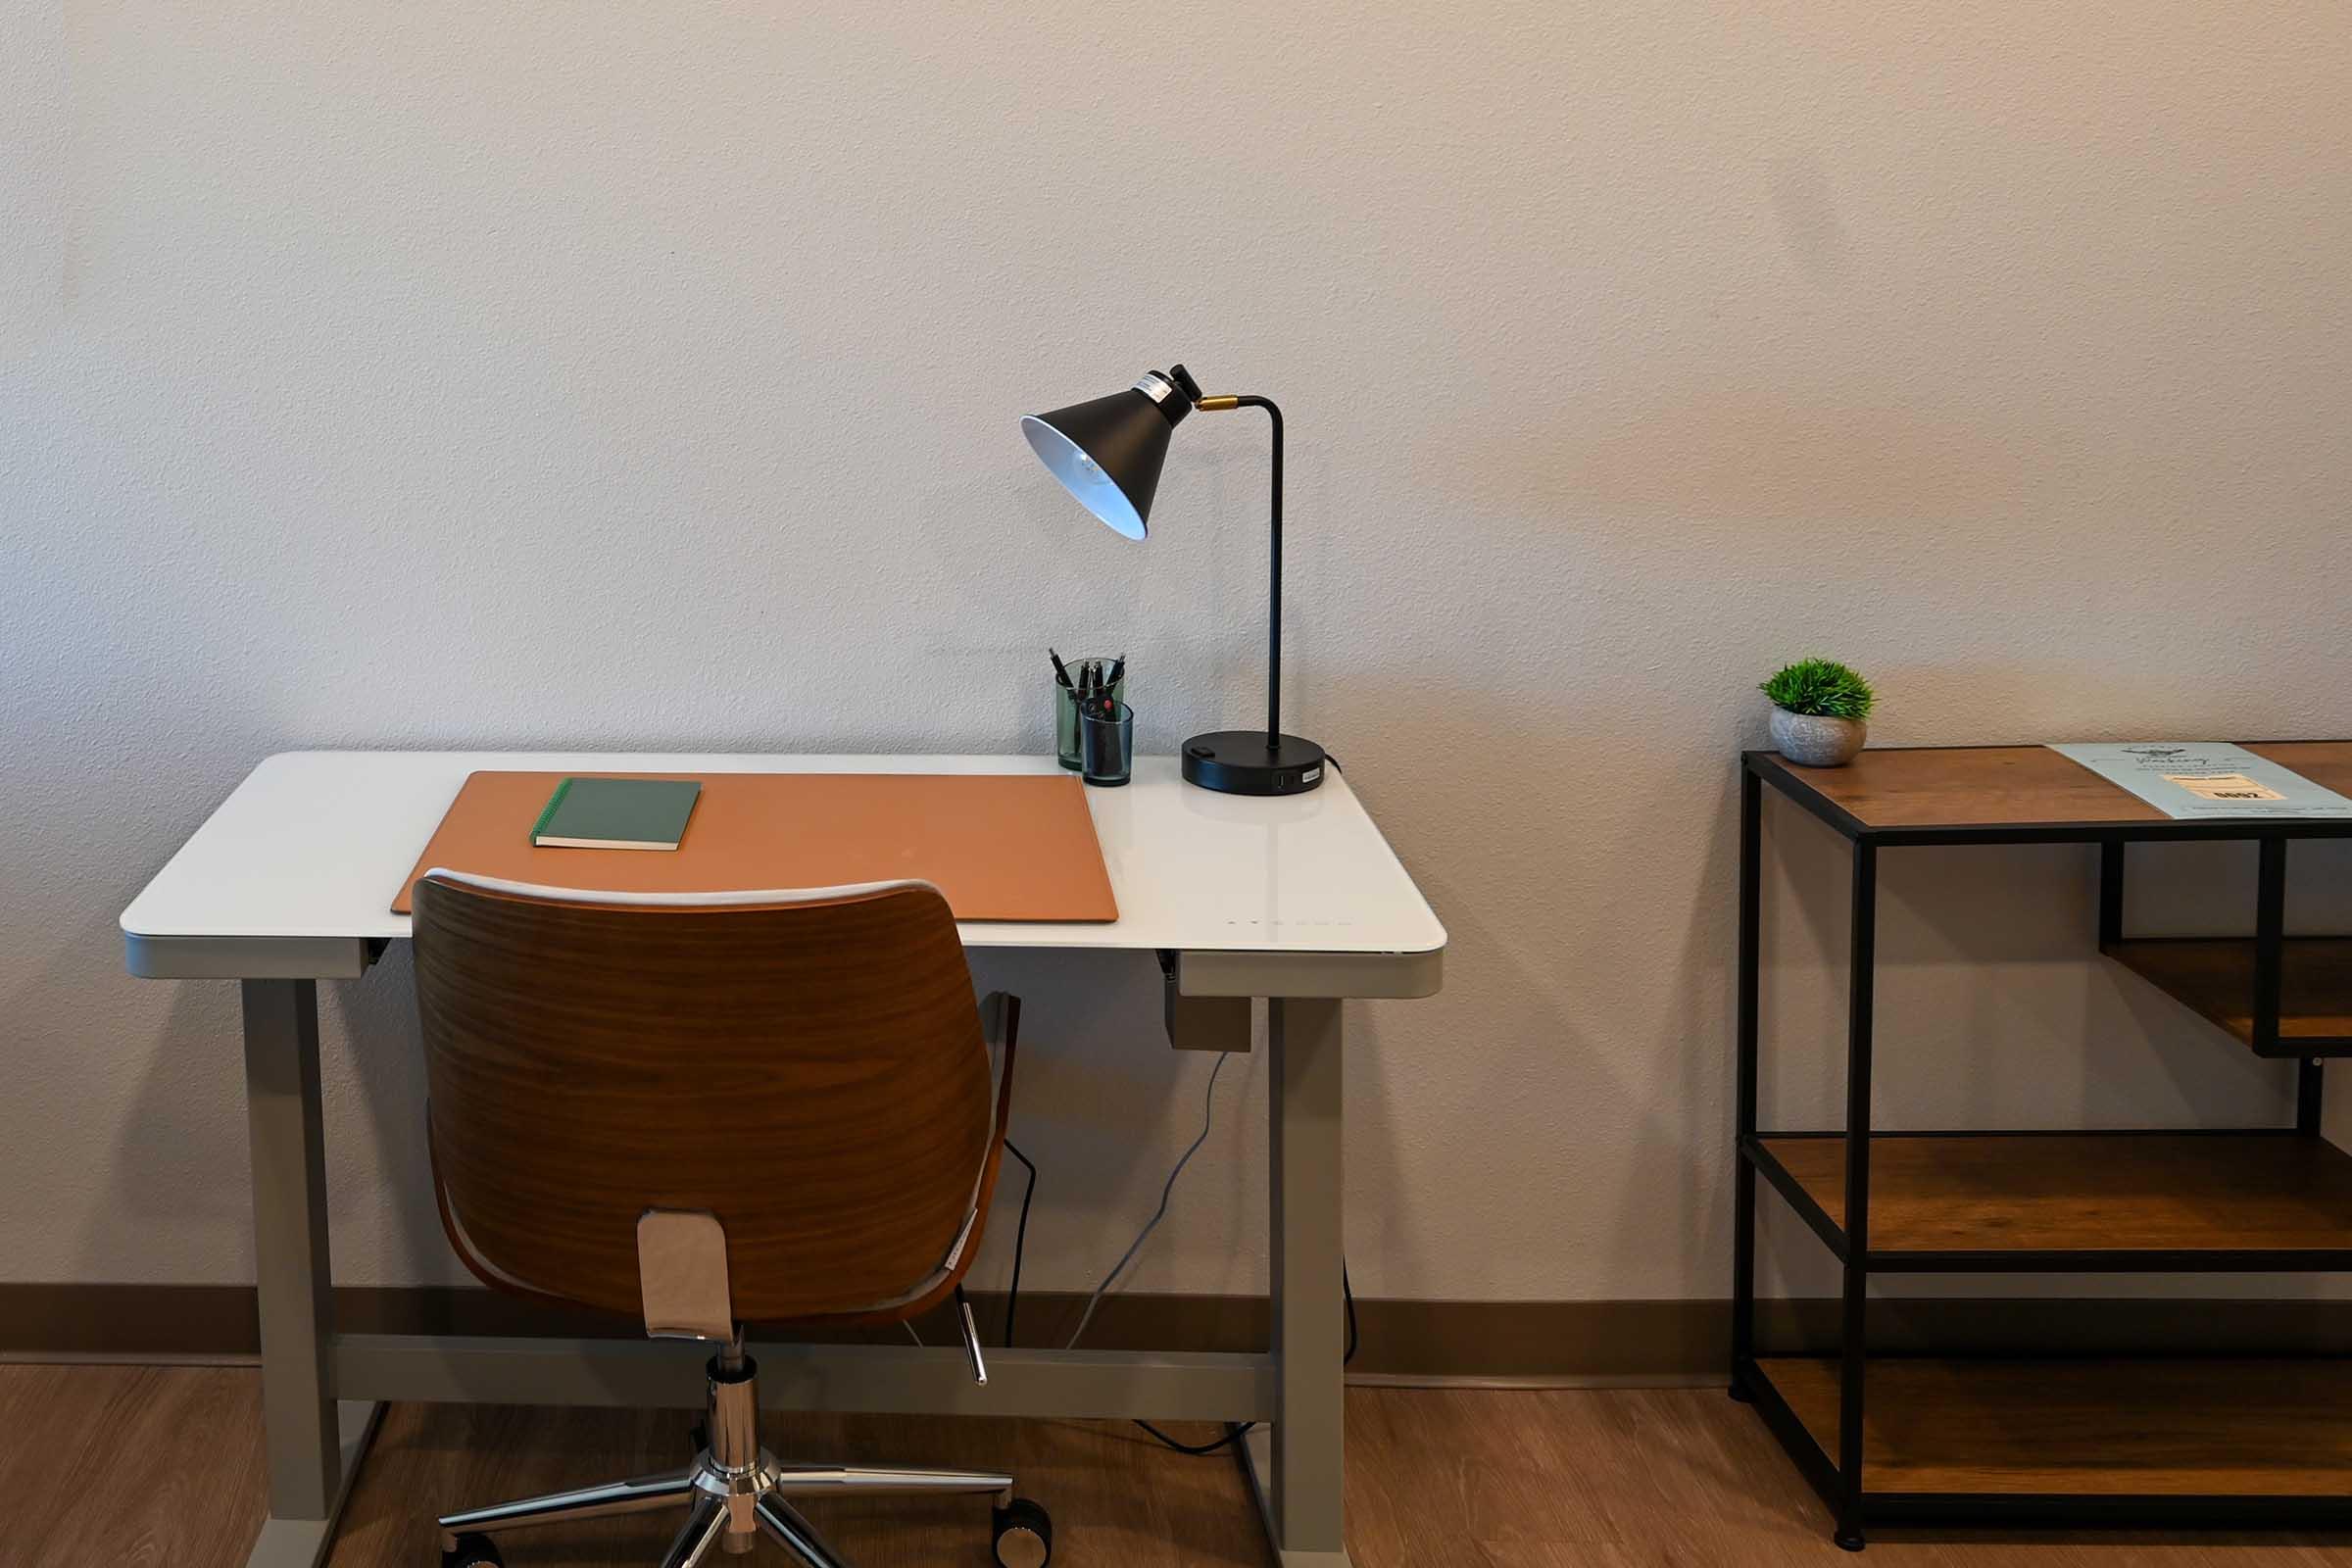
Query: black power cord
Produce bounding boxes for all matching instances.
[1134,1418,1253,1454]
[1001,1141,1038,1348]
[1129,1265,1358,1457]
[997,1123,1362,1460]
[1345,1261,1358,1363]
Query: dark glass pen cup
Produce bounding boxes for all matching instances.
[1078,701,1135,787]
[1054,660,1126,769]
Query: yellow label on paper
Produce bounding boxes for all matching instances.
[2160,773,2285,803]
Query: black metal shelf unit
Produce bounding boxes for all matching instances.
[1731,745,2352,1551]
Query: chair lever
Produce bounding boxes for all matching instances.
[955,1286,988,1387]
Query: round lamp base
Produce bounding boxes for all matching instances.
[1181,731,1328,796]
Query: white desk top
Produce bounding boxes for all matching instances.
[121,753,1446,962]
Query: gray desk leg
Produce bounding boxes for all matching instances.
[1241,997,1352,1568]
[241,978,380,1568]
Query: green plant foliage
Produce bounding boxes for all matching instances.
[1761,658,1875,720]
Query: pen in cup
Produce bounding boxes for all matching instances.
[1051,652,1126,771]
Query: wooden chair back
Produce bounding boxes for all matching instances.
[410,871,1004,1326]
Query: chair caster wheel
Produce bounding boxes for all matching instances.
[992,1497,1053,1568]
[442,1533,504,1568]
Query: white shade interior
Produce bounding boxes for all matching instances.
[1021,415,1148,541]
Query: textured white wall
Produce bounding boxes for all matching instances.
[4,1,2350,1305]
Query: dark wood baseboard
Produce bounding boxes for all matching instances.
[12,1285,2352,1379]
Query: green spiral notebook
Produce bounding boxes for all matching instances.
[529,777,703,851]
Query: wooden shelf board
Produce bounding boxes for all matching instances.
[1765,746,2160,830]
[1754,740,2352,834]
[2104,937,2352,1051]
[1756,1133,2352,1259]
[1759,1355,2352,1496]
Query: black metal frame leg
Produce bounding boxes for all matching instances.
[2255,837,2286,1057]
[1837,841,1877,1552]
[1731,764,1762,1399]
[2098,840,2126,947]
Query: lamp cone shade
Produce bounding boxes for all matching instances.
[1020,387,1183,541]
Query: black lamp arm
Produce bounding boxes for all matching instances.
[1192,392,1284,750]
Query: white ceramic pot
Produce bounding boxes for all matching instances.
[1770,706,1866,766]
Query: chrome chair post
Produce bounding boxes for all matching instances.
[706,1354,761,1473]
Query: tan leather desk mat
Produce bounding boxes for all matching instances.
[392,770,1117,922]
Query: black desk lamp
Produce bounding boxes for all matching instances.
[1021,364,1326,796]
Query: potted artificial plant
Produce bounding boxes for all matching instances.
[1762,658,1874,766]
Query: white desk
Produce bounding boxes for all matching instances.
[122,752,1445,1568]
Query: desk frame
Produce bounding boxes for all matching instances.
[143,935,1430,1568]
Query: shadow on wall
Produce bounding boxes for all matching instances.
[81,916,255,1270]
[331,948,446,1287]
[1757,802,2292,1122]
[102,929,1275,1300]
[1468,386,2075,532]
[1304,676,1763,1299]
[956,943,1274,1303]
[83,938,422,1287]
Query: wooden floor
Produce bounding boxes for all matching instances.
[12,1363,2352,1566]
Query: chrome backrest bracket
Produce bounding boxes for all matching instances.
[637,1208,736,1343]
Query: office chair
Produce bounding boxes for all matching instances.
[411,870,1052,1568]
